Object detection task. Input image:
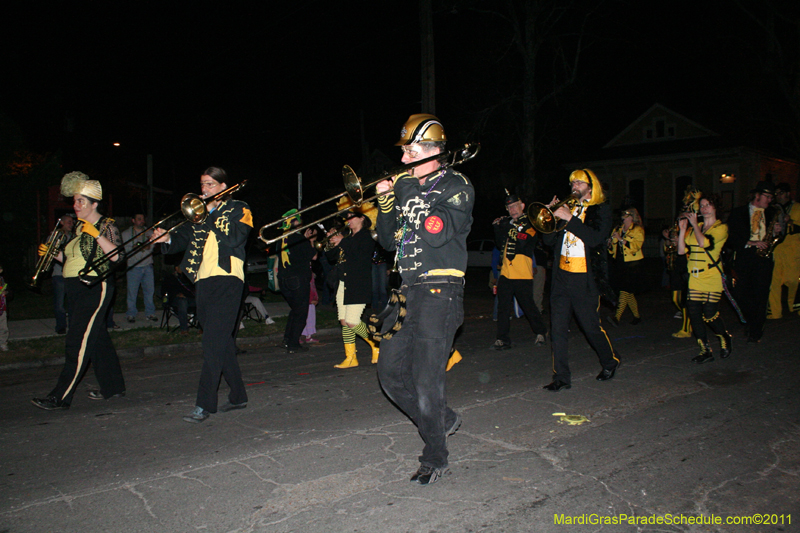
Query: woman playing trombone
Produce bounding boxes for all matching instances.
[32,172,126,410]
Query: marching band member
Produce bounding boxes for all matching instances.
[275,210,317,353]
[542,169,620,392]
[677,193,732,363]
[725,181,780,343]
[608,208,645,325]
[491,189,547,349]
[767,183,800,318]
[32,172,125,410]
[374,114,474,485]
[326,211,379,368]
[153,167,253,423]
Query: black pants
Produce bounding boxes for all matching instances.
[496,276,547,343]
[194,276,247,412]
[280,274,311,348]
[50,279,125,404]
[549,269,618,385]
[377,276,463,469]
[733,250,773,340]
[686,294,727,343]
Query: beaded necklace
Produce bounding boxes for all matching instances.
[395,170,445,263]
[562,203,585,264]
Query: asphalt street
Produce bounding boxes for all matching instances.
[0,284,798,533]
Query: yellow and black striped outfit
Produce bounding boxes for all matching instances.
[684,220,730,355]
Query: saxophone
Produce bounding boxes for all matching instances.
[756,208,785,258]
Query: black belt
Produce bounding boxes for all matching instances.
[413,274,465,286]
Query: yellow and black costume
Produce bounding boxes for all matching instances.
[683,219,731,362]
[542,169,619,390]
[32,174,125,410]
[163,189,253,416]
[768,187,800,318]
[608,221,644,324]
[492,194,547,349]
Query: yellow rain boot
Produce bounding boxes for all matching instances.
[364,337,380,364]
[446,349,462,372]
[334,343,358,369]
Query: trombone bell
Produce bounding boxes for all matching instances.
[343,165,364,204]
[180,194,209,224]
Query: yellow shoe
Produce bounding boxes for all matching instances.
[446,349,462,372]
[364,337,380,364]
[672,330,692,338]
[334,343,358,369]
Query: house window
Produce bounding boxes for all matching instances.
[644,118,676,141]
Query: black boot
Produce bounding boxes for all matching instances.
[691,339,714,364]
[717,332,732,359]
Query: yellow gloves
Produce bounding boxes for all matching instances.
[79,219,100,238]
[38,243,50,257]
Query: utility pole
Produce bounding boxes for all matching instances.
[146,154,154,225]
[420,0,435,114]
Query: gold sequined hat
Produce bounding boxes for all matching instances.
[60,171,103,201]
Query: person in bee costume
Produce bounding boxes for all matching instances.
[541,169,620,392]
[676,193,732,363]
[491,190,547,349]
[608,207,645,325]
[32,172,126,410]
[325,210,380,368]
[374,114,474,485]
[153,167,253,423]
[767,182,800,318]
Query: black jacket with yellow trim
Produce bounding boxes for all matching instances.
[163,199,252,281]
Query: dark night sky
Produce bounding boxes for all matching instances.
[3,0,796,226]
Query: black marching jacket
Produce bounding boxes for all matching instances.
[326,227,374,305]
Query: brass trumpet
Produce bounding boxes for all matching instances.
[526,194,581,234]
[28,218,71,288]
[314,226,352,252]
[79,181,247,285]
[259,143,480,246]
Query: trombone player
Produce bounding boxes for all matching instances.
[374,114,474,485]
[153,167,254,423]
[541,169,620,392]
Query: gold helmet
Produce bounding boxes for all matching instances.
[395,114,447,146]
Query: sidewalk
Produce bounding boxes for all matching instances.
[7,301,292,341]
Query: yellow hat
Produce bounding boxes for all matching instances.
[336,196,377,227]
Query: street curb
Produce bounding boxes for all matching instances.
[0,327,342,372]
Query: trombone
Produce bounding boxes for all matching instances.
[28,218,71,288]
[526,193,581,234]
[259,143,480,246]
[78,181,247,286]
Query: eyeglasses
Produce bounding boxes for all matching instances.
[401,147,425,159]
